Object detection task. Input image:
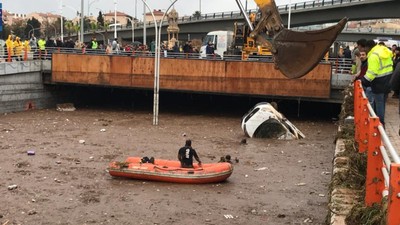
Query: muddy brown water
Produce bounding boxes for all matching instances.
[1,91,339,225]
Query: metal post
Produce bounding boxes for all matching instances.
[387,163,400,225]
[80,0,84,43]
[60,0,64,42]
[88,0,99,16]
[138,0,157,125]
[114,0,117,39]
[127,17,134,42]
[135,0,137,19]
[143,1,147,46]
[288,0,292,29]
[155,0,178,125]
[365,117,385,206]
[27,23,34,38]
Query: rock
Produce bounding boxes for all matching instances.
[8,184,18,190]
[28,210,37,215]
[277,214,286,218]
[79,140,85,144]
[100,129,106,132]
[56,103,76,111]
[254,167,268,171]
[295,183,306,186]
[304,218,313,223]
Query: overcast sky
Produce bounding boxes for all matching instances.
[2,0,305,19]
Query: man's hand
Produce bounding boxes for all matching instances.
[198,162,202,167]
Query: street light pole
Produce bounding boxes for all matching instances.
[60,0,64,41]
[127,17,135,42]
[88,0,99,16]
[63,4,80,41]
[114,0,117,39]
[80,0,84,43]
[288,0,292,29]
[50,24,57,37]
[27,23,34,38]
[143,1,146,46]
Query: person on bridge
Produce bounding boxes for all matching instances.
[37,37,46,60]
[14,37,23,61]
[88,37,98,51]
[362,40,393,126]
[178,139,201,168]
[206,41,215,59]
[355,50,374,107]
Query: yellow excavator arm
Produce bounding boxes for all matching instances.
[236,0,347,79]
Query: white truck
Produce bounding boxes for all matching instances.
[200,30,234,58]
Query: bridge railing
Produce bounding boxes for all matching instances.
[0,46,354,76]
[353,80,400,224]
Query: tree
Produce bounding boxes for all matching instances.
[90,22,98,32]
[26,17,41,39]
[64,21,74,38]
[1,24,12,40]
[193,11,201,19]
[126,16,133,27]
[10,20,26,39]
[84,16,91,32]
[97,11,104,28]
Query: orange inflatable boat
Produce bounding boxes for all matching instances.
[108,157,233,184]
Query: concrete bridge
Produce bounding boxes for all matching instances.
[78,0,400,43]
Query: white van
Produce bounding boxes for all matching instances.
[200,30,233,58]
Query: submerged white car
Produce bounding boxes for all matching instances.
[241,102,305,139]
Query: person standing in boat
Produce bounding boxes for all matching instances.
[178,139,202,168]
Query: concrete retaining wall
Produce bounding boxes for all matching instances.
[0,61,56,113]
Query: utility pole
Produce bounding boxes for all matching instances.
[60,0,63,41]
[80,0,84,43]
[143,1,147,46]
[114,0,117,39]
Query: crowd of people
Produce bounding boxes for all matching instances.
[352,39,399,127]
[3,34,208,61]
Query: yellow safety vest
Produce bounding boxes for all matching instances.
[365,45,393,81]
[38,39,46,50]
[92,41,98,49]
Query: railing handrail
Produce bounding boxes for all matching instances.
[353,80,400,224]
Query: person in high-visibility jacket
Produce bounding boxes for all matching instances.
[362,39,393,126]
[37,37,46,59]
[14,36,23,61]
[23,40,31,61]
[5,35,14,61]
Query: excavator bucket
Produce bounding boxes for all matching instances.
[272,18,348,79]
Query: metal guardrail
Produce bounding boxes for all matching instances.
[0,46,353,65]
[353,80,400,224]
